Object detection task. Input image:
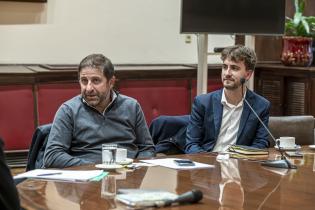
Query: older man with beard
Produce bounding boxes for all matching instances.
[185,45,270,154]
[44,54,155,168]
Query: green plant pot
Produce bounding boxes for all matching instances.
[281,36,313,67]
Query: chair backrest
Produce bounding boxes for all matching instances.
[268,116,314,147]
[149,115,190,155]
[26,123,52,171]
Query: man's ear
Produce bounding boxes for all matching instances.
[245,70,253,80]
[109,76,116,88]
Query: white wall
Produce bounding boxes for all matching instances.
[0,0,234,64]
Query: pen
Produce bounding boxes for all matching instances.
[37,172,62,176]
[124,165,141,170]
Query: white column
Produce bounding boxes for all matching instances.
[197,34,208,95]
[245,35,255,90]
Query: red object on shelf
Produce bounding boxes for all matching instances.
[281,36,313,67]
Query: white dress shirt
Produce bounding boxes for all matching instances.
[212,91,244,152]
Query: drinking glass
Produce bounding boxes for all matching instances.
[102,144,117,165]
[101,175,116,199]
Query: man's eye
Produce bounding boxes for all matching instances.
[80,79,88,84]
[222,65,228,70]
[230,65,240,71]
[92,78,101,84]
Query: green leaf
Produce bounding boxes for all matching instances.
[293,12,302,25]
[301,18,310,34]
[286,16,293,21]
[285,0,315,37]
[298,0,305,13]
[294,0,305,13]
[305,16,315,23]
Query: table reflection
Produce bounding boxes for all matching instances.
[218,159,244,210]
[54,182,108,210]
[186,158,279,210]
[17,149,315,210]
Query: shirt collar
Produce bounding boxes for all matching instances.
[221,89,245,109]
[103,90,117,113]
[82,90,117,114]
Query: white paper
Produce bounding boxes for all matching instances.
[14,169,104,182]
[140,158,214,170]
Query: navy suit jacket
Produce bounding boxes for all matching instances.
[185,88,270,153]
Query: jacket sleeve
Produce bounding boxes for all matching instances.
[185,97,207,153]
[43,105,93,168]
[251,101,271,149]
[0,139,20,210]
[134,102,155,158]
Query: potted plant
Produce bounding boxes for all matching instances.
[281,0,315,66]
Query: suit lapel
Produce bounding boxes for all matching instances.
[213,90,223,139]
[237,90,253,140]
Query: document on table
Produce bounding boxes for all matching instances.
[140,158,214,170]
[14,169,105,182]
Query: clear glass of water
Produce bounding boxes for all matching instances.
[101,175,116,199]
[102,144,117,165]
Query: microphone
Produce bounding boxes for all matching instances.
[240,78,297,169]
[134,189,203,208]
[173,189,203,204]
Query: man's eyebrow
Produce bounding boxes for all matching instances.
[230,65,241,69]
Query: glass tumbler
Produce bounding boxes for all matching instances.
[102,144,117,165]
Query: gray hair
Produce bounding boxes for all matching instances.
[78,54,114,80]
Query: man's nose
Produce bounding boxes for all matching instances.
[225,67,232,75]
[86,81,94,91]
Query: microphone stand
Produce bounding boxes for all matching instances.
[240,79,296,169]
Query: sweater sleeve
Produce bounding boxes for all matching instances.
[43,105,93,168]
[134,102,155,158]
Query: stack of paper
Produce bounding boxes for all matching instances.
[228,145,269,158]
[14,169,106,182]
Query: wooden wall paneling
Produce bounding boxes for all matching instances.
[0,65,35,85]
[37,83,80,125]
[190,78,222,101]
[8,64,315,151]
[263,78,284,116]
[255,71,284,116]
[255,64,315,116]
[190,65,222,113]
[303,0,315,16]
[117,79,191,124]
[35,71,78,84]
[114,65,196,80]
[285,77,308,115]
[310,77,315,117]
[0,85,35,150]
[33,84,39,128]
[254,36,283,63]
